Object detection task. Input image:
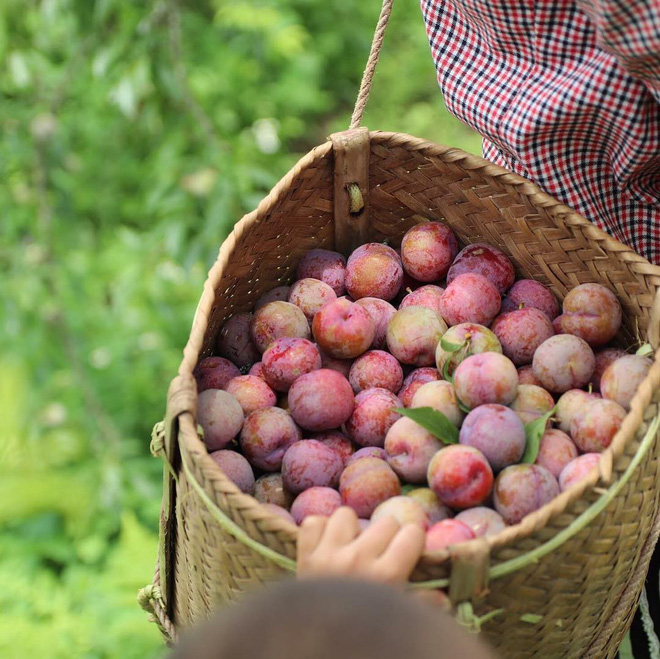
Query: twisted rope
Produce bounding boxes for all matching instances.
[349,0,393,129]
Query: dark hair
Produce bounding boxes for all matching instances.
[171,578,496,659]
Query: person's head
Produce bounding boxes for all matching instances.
[171,578,496,659]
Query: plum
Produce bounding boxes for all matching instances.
[400,222,458,282]
[250,302,310,353]
[217,313,261,367]
[447,243,515,294]
[439,273,502,327]
[198,389,244,451]
[348,350,404,394]
[288,369,355,431]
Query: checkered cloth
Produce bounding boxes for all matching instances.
[420,0,660,263]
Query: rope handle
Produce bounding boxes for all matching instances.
[349,0,394,129]
[648,288,660,351]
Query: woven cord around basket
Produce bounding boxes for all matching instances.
[349,0,393,129]
[138,566,177,645]
[172,412,660,591]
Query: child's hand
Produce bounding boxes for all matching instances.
[297,506,425,584]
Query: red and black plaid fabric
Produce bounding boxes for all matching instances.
[420,0,660,263]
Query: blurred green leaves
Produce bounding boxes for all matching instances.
[1,0,478,656]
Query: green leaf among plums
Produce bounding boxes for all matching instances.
[394,407,459,445]
[456,397,472,414]
[440,335,468,353]
[521,406,558,464]
[442,357,454,383]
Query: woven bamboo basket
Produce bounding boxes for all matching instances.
[139,2,660,656]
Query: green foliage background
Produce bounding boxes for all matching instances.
[1,1,478,656]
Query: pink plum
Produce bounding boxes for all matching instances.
[224,375,277,415]
[427,445,494,510]
[346,446,388,466]
[194,356,241,392]
[349,350,404,394]
[455,507,506,537]
[425,519,475,551]
[386,306,447,366]
[339,458,402,518]
[556,389,600,433]
[400,222,459,282]
[288,278,337,323]
[290,487,342,524]
[592,348,628,392]
[501,279,560,319]
[313,431,355,467]
[399,285,446,316]
[255,286,291,310]
[600,354,652,410]
[240,407,302,471]
[559,283,622,347]
[570,398,627,452]
[296,249,347,296]
[532,334,595,393]
[509,384,555,425]
[250,302,310,353]
[217,313,261,368]
[254,473,295,508]
[491,308,555,366]
[558,453,601,491]
[209,450,255,494]
[453,352,519,408]
[459,404,526,471]
[517,365,543,386]
[248,361,267,380]
[288,369,355,431]
[385,417,444,483]
[398,368,441,407]
[281,440,343,494]
[319,350,353,378]
[447,243,515,294]
[493,464,559,525]
[434,322,502,378]
[354,297,397,350]
[345,388,402,448]
[535,429,579,478]
[410,380,464,427]
[312,298,375,359]
[439,273,502,327]
[345,243,403,301]
[261,337,322,392]
[197,389,244,451]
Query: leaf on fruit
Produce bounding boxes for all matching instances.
[636,343,653,357]
[521,406,557,464]
[393,407,459,445]
[456,397,471,414]
[442,358,454,383]
[440,336,467,353]
[520,613,543,624]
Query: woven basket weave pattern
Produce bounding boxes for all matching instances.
[151,132,660,658]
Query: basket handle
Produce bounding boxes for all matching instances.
[648,287,660,352]
[349,0,394,129]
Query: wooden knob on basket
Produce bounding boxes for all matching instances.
[330,128,371,255]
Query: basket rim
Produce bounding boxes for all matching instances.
[174,129,660,571]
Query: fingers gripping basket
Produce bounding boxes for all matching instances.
[140,2,660,656]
